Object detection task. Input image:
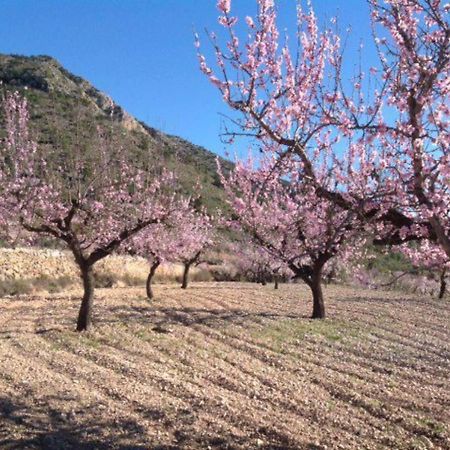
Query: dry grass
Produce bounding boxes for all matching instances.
[0,282,449,449]
[0,248,211,294]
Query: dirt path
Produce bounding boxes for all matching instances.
[0,282,449,449]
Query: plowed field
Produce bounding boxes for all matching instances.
[0,282,449,449]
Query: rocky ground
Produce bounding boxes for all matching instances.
[0,282,449,449]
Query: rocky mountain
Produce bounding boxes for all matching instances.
[0,53,232,211]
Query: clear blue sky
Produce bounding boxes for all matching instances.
[0,0,374,159]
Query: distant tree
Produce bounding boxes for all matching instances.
[176,208,215,289]
[397,241,449,299]
[1,92,179,331]
[231,238,292,289]
[127,221,178,300]
[127,198,212,298]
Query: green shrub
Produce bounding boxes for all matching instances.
[0,279,33,296]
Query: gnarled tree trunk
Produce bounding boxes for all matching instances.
[76,263,95,331]
[181,262,192,289]
[439,268,447,300]
[295,258,327,320]
[310,273,325,319]
[146,260,160,300]
[274,276,279,290]
[181,251,202,289]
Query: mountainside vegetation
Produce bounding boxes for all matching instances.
[0,53,231,212]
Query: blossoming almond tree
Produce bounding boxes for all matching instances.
[1,92,179,331]
[220,159,363,318]
[366,0,449,254]
[127,198,212,298]
[176,208,215,289]
[0,92,36,243]
[198,0,449,258]
[398,241,450,299]
[128,221,179,300]
[230,238,292,288]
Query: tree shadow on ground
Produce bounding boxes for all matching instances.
[336,293,450,311]
[0,394,304,450]
[0,292,308,337]
[0,395,151,449]
[106,304,307,329]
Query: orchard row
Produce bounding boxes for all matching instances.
[1,0,448,330]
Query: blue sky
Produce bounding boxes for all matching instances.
[0,0,375,159]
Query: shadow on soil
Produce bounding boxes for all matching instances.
[0,289,308,337]
[0,394,304,450]
[337,293,447,306]
[107,304,307,329]
[0,394,150,449]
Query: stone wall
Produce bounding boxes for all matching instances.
[0,248,193,285]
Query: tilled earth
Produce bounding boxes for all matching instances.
[0,282,449,449]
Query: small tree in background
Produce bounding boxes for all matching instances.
[231,238,292,289]
[397,241,450,299]
[127,221,179,300]
[1,92,179,331]
[176,208,215,289]
[127,198,210,299]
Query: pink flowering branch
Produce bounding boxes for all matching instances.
[396,240,449,298]
[199,0,450,261]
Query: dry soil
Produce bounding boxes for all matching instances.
[0,282,449,449]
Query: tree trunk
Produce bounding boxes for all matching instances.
[310,278,325,319]
[181,262,191,289]
[76,263,95,331]
[274,276,279,290]
[430,216,450,260]
[439,268,447,300]
[309,263,326,319]
[146,260,160,300]
[260,271,267,286]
